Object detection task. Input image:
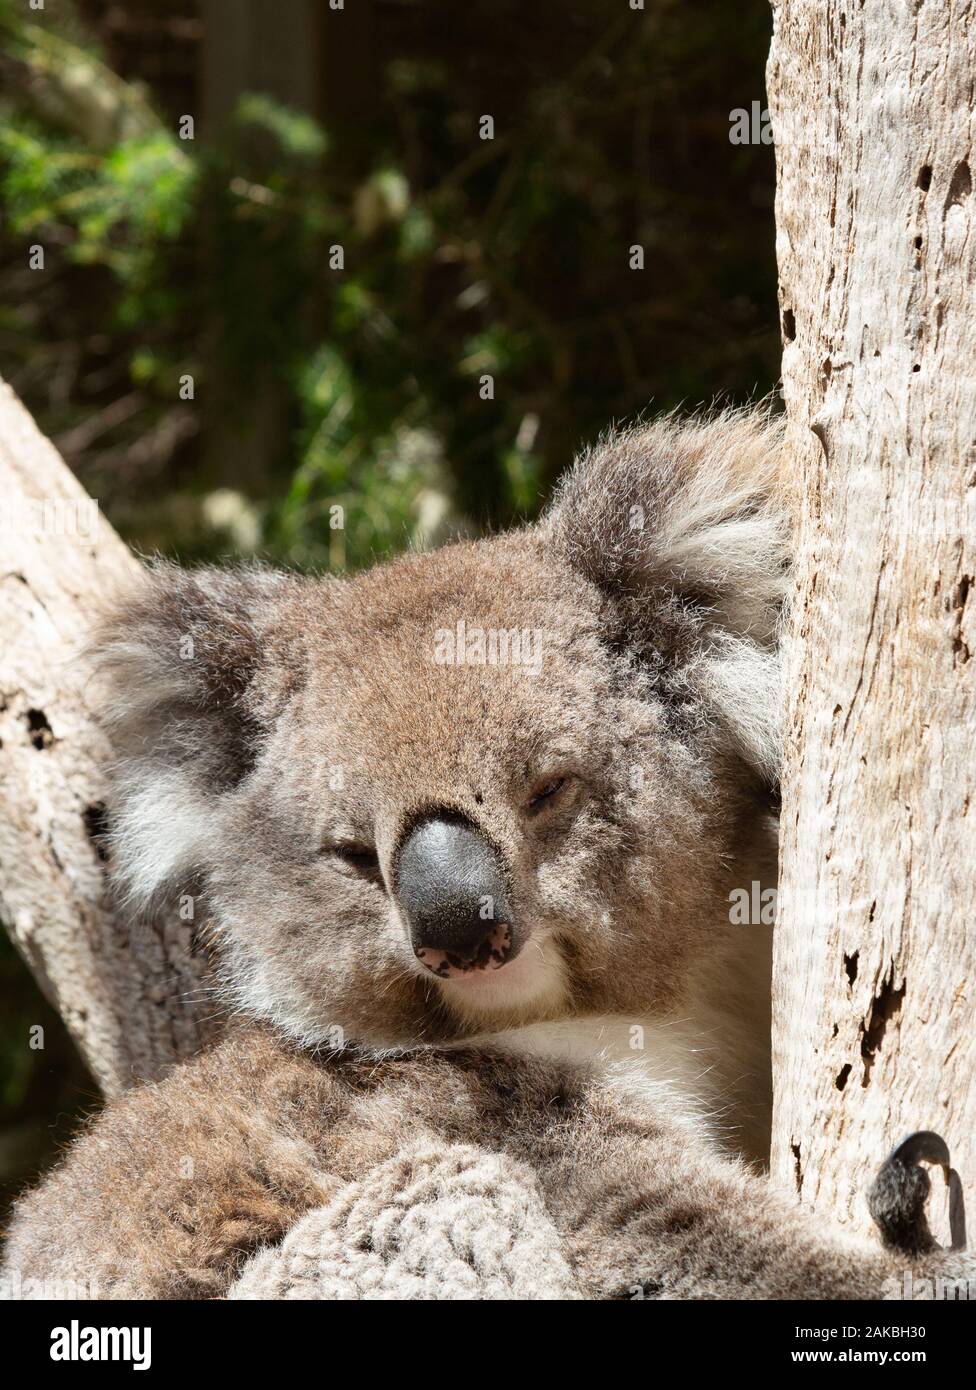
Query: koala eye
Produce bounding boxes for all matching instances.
[524,775,568,815]
[327,842,382,880]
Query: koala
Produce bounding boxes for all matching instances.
[3,409,969,1299]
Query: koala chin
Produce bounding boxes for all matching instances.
[4,408,970,1300]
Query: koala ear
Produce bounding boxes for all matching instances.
[91,562,306,905]
[543,407,793,784]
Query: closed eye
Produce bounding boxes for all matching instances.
[524,776,567,814]
[326,843,382,879]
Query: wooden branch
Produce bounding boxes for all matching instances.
[0,376,215,1097]
[768,2,976,1241]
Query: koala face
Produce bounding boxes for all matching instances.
[97,410,789,1051]
[205,538,724,1046]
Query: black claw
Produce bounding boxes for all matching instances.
[948,1169,968,1252]
[887,1131,951,1171]
[868,1129,966,1257]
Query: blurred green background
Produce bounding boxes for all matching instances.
[0,0,778,1214]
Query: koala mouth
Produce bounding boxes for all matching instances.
[414,923,514,979]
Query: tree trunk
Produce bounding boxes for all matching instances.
[768,1,976,1244]
[0,377,215,1098]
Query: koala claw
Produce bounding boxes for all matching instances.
[868,1129,967,1257]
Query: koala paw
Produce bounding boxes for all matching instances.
[869,1130,966,1258]
[229,1141,582,1300]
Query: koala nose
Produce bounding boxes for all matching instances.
[396,816,515,975]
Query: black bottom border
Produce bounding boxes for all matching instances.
[1,1295,968,1372]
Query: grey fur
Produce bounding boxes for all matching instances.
[2,409,965,1300]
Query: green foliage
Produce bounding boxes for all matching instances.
[235,93,328,162]
[0,0,779,573]
[1,123,195,301]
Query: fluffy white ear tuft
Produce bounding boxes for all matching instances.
[692,635,784,787]
[89,562,305,906]
[544,405,794,781]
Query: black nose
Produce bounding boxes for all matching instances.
[396,816,515,972]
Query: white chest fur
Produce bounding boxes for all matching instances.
[483,1013,722,1141]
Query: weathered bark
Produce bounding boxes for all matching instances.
[0,377,215,1098]
[768,1,976,1242]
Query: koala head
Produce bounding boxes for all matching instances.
[95,409,790,1050]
